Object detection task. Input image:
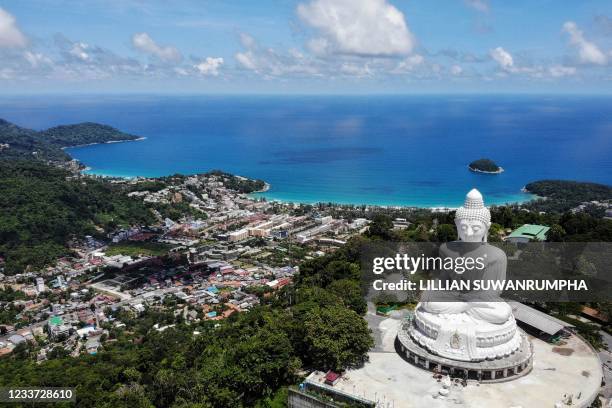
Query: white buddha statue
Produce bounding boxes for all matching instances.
[408,189,522,362]
[420,188,512,324]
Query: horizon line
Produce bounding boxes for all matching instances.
[1,91,612,97]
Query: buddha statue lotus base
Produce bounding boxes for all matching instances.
[409,303,523,362]
[396,306,534,383]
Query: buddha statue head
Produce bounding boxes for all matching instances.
[455,188,491,242]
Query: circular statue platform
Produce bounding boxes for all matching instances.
[397,319,533,382]
[323,315,603,408]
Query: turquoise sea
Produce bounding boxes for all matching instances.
[1,95,611,207]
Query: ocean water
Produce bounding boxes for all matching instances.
[1,95,611,207]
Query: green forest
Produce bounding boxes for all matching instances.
[0,238,373,408]
[0,119,139,161]
[468,158,501,172]
[524,180,612,213]
[0,160,154,274]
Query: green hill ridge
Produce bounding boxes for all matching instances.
[0,119,140,161]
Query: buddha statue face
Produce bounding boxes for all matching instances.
[454,189,491,242]
[455,219,489,242]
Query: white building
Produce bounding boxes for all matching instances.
[36,277,46,294]
[228,228,249,242]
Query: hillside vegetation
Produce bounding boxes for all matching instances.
[0,119,139,161]
[468,158,502,173]
[0,160,154,274]
[524,180,612,213]
[525,180,612,202]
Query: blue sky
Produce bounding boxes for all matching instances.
[1,0,611,93]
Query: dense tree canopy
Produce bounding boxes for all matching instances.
[0,119,139,161]
[468,158,501,172]
[0,217,373,407]
[0,160,154,273]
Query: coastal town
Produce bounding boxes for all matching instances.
[0,170,371,360]
[0,163,610,407]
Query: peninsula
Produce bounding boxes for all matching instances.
[0,119,142,162]
[468,158,504,174]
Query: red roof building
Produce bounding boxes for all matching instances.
[324,371,341,386]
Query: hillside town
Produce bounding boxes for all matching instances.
[0,172,370,360]
[1,169,611,407]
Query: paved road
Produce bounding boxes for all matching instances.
[364,302,410,352]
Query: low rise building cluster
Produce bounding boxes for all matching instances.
[0,172,369,360]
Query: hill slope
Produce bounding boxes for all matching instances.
[0,160,154,274]
[0,119,140,161]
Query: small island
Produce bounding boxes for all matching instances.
[468,158,504,174]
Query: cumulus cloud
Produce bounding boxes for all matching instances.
[487,46,563,77]
[562,21,607,65]
[488,46,579,79]
[297,0,415,57]
[0,7,27,48]
[132,32,182,62]
[194,57,224,76]
[489,46,514,70]
[464,0,489,13]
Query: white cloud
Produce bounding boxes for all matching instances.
[450,64,463,75]
[235,51,258,70]
[0,7,27,48]
[306,38,331,56]
[549,65,576,77]
[339,62,373,77]
[488,47,549,76]
[562,21,607,65]
[174,67,189,76]
[234,35,320,77]
[70,42,90,61]
[132,32,182,62]
[51,34,144,81]
[194,57,224,76]
[489,46,514,71]
[394,54,424,72]
[487,46,578,79]
[464,0,489,13]
[297,0,415,57]
[24,51,52,68]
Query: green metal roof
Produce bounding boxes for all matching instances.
[49,316,63,326]
[508,224,550,241]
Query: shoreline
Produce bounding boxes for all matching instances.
[77,165,534,209]
[468,165,505,174]
[61,137,146,150]
[252,182,271,193]
[68,153,532,210]
[252,190,533,210]
[78,164,534,208]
